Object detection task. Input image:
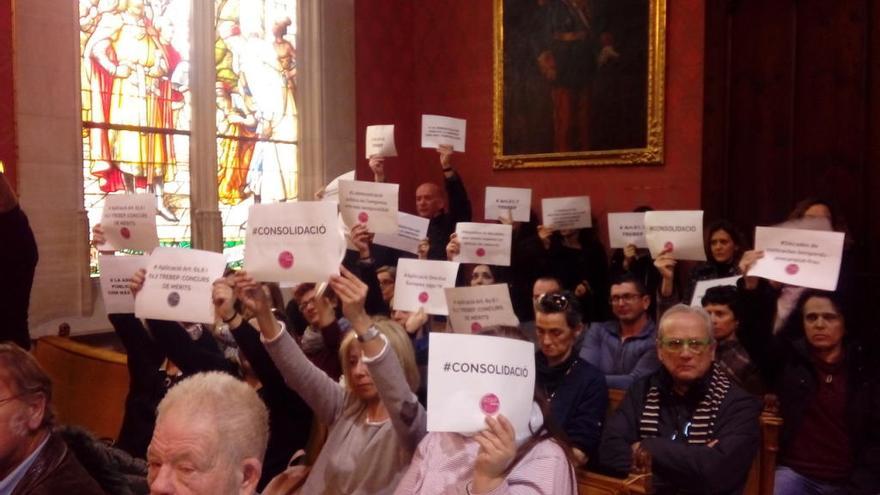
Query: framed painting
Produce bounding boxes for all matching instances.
[493,0,666,168]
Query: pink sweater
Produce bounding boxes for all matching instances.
[393,432,575,495]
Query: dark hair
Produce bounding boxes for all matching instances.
[787,197,850,240]
[704,219,745,264]
[468,264,508,285]
[778,289,847,343]
[0,344,55,428]
[700,285,741,320]
[610,273,647,296]
[533,291,582,329]
[292,282,337,304]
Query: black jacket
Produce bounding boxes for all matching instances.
[425,173,472,261]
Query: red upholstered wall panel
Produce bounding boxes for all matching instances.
[0,0,15,188]
[355,0,704,242]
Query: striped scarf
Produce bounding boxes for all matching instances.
[638,363,731,445]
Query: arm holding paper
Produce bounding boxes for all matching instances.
[369,156,385,183]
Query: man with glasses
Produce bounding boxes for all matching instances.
[598,304,761,494]
[290,283,349,380]
[580,274,660,389]
[0,344,104,493]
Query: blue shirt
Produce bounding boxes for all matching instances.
[0,434,50,495]
[579,318,660,389]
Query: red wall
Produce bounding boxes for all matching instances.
[355,0,704,244]
[0,0,15,188]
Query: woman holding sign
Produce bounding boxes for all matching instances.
[238,267,426,494]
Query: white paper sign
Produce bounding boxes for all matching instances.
[484,187,531,223]
[444,284,520,334]
[542,196,592,230]
[99,255,149,314]
[320,170,355,203]
[427,333,536,437]
[244,202,345,283]
[392,258,460,315]
[421,114,467,152]
[749,227,845,291]
[644,210,706,261]
[365,125,397,158]
[373,211,430,254]
[338,180,399,235]
[607,212,648,249]
[100,193,159,251]
[690,275,742,307]
[454,223,513,267]
[134,247,227,324]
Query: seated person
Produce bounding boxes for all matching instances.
[395,326,576,495]
[240,267,427,494]
[0,344,104,494]
[147,372,268,495]
[598,304,761,495]
[376,265,396,305]
[291,281,349,380]
[519,276,563,343]
[700,285,763,395]
[580,274,661,389]
[534,292,608,465]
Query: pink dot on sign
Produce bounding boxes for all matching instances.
[418,291,429,303]
[475,248,486,257]
[278,251,294,269]
[120,227,131,239]
[664,241,674,251]
[480,393,500,415]
[358,211,369,223]
[786,263,799,275]
[471,322,482,333]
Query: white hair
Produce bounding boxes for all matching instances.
[657,304,714,343]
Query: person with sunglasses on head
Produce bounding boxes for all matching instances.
[597,304,761,494]
[579,273,661,389]
[534,292,608,466]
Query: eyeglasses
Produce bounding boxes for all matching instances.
[657,338,712,354]
[609,293,643,305]
[537,293,570,313]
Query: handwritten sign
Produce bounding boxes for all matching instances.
[453,222,512,267]
[365,124,397,158]
[99,255,149,314]
[644,210,706,261]
[134,247,227,324]
[749,227,845,291]
[421,114,466,152]
[338,180,399,234]
[373,211,430,254]
[392,258,460,315]
[484,187,531,222]
[690,275,742,307]
[244,202,345,283]
[100,193,159,251]
[542,196,592,230]
[445,284,520,334]
[607,212,648,249]
[427,333,536,437]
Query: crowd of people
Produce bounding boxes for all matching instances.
[1,151,879,495]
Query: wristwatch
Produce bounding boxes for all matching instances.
[357,326,381,343]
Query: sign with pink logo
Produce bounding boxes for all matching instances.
[338,180,399,235]
[644,210,707,261]
[100,193,160,252]
[453,222,513,267]
[444,284,520,334]
[244,202,345,283]
[427,333,535,437]
[749,226,845,291]
[392,258,460,315]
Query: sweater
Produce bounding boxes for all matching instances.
[579,319,660,389]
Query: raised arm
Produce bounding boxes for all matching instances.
[439,145,472,224]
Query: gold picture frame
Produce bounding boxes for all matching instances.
[493,0,666,169]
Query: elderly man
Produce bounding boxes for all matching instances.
[0,344,104,493]
[598,304,761,494]
[580,274,660,389]
[147,371,268,495]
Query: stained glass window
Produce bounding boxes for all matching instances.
[80,0,193,274]
[215,0,299,266]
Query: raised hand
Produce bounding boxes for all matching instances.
[329,265,371,333]
[368,155,385,182]
[472,414,518,493]
[654,248,677,297]
[417,239,430,260]
[233,271,271,317]
[445,233,461,261]
[350,223,374,260]
[438,144,454,170]
[537,225,553,250]
[212,277,236,322]
[130,268,147,298]
[738,249,765,290]
[405,307,428,334]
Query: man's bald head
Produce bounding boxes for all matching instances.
[415,182,444,218]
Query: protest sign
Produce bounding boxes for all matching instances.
[644,210,706,261]
[320,170,355,203]
[444,284,520,333]
[427,333,536,437]
[392,258,460,315]
[99,255,149,314]
[373,211,429,254]
[484,187,531,222]
[690,275,742,307]
[749,227,845,291]
[453,223,512,267]
[421,114,466,152]
[541,196,592,230]
[365,124,397,158]
[134,247,226,324]
[100,193,159,251]
[338,180,399,234]
[607,212,648,249]
[244,202,345,283]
